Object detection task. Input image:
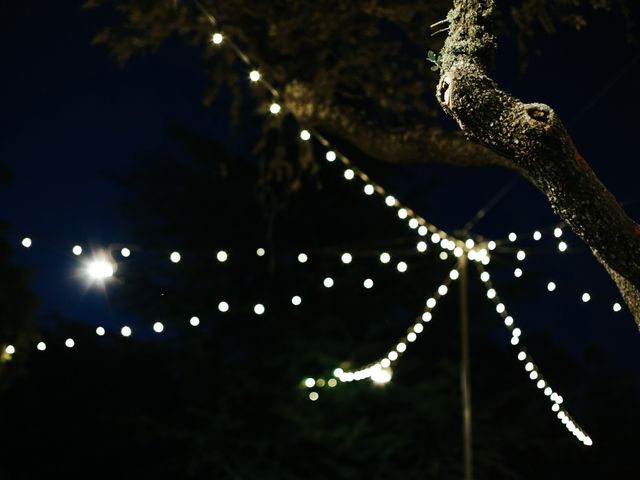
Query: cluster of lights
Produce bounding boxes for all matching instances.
[477,264,593,446]
[303,269,458,401]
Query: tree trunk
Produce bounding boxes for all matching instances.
[436,0,640,328]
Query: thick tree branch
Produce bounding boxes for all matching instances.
[282,81,516,170]
[437,0,640,327]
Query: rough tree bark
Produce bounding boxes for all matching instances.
[436,0,640,328]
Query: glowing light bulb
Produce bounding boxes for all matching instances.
[547,282,556,292]
[212,33,223,44]
[537,379,546,389]
[300,129,311,141]
[153,322,164,333]
[454,247,464,257]
[328,378,337,387]
[396,342,407,353]
[408,218,419,229]
[558,241,568,252]
[509,232,517,242]
[554,227,563,238]
[488,240,496,250]
[525,362,534,372]
[72,245,83,256]
[216,250,228,262]
[480,272,490,282]
[121,247,131,257]
[407,332,417,342]
[189,316,200,327]
[512,327,521,337]
[344,169,355,180]
[418,226,428,236]
[396,261,407,273]
[364,184,375,195]
[218,301,229,312]
[96,326,105,336]
[325,151,336,162]
[417,241,427,252]
[298,253,308,263]
[37,342,46,351]
[582,293,591,303]
[63,339,73,349]
[323,277,334,288]
[21,237,32,248]
[88,260,114,279]
[309,391,319,401]
[121,326,132,337]
[439,252,448,260]
[533,231,542,241]
[363,278,374,289]
[422,312,432,322]
[385,195,395,207]
[431,233,441,244]
[304,378,315,388]
[529,371,539,380]
[449,269,459,280]
[426,298,437,309]
[514,268,523,278]
[269,103,281,114]
[253,304,265,315]
[379,252,390,264]
[341,252,352,264]
[544,387,552,396]
[511,336,520,345]
[414,323,424,333]
[170,251,181,263]
[504,316,514,327]
[387,351,398,361]
[516,250,526,261]
[249,69,261,82]
[438,285,448,296]
[487,289,496,299]
[613,302,622,312]
[397,208,408,219]
[496,303,505,314]
[5,345,15,355]
[517,351,526,361]
[371,368,392,384]
[465,239,475,249]
[256,248,265,257]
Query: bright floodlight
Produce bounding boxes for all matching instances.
[88,259,114,279]
[249,70,261,82]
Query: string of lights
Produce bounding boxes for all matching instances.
[475,263,593,446]
[302,267,460,397]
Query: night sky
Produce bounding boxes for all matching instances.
[1,0,640,472]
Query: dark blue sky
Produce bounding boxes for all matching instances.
[1,1,639,372]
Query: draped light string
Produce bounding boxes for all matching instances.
[4,232,446,358]
[488,224,625,313]
[475,263,593,446]
[302,267,460,398]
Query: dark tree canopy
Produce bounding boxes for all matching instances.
[84,0,640,327]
